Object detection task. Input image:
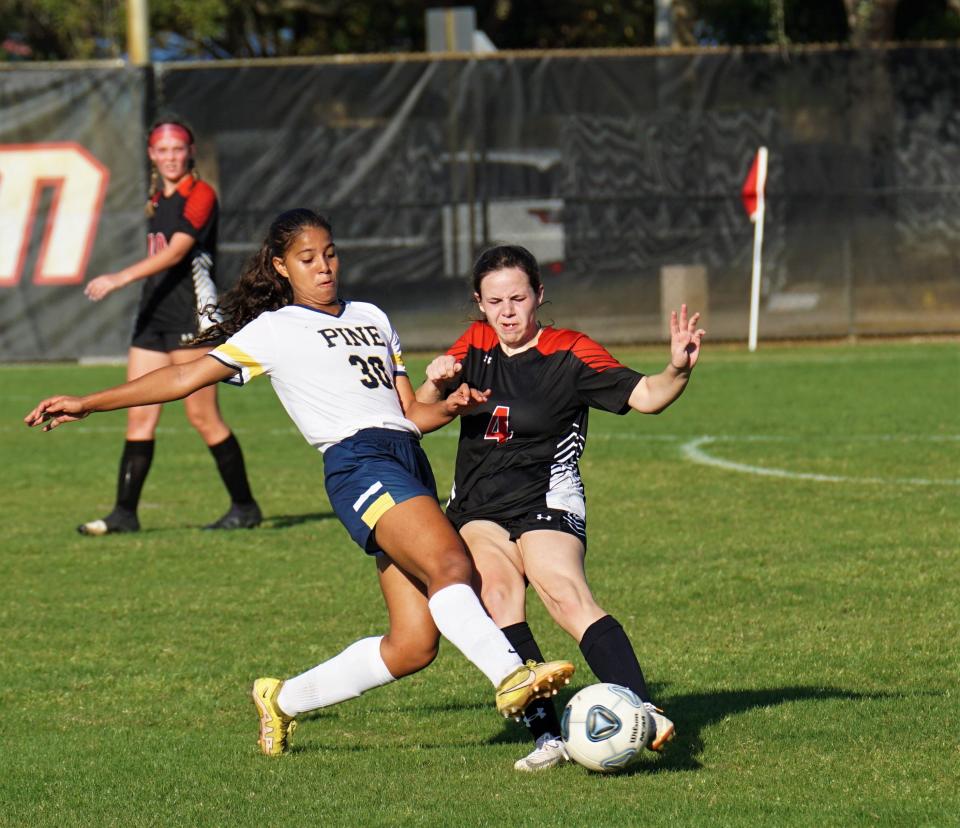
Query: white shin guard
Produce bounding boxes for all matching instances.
[277,635,395,716]
[427,583,523,686]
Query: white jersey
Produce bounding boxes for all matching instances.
[210,301,420,453]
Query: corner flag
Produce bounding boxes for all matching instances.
[743,147,768,351]
[741,147,768,222]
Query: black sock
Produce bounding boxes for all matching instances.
[115,439,154,514]
[208,433,254,506]
[501,621,563,740]
[579,615,650,702]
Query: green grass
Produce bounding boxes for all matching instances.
[1,340,958,826]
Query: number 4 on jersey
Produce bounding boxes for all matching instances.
[484,405,513,444]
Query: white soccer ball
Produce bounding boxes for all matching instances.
[561,682,651,773]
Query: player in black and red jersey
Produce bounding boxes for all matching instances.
[418,244,705,771]
[79,119,260,535]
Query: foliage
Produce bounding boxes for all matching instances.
[149,0,426,59]
[895,0,960,39]
[693,0,849,45]
[476,0,656,49]
[2,0,959,61]
[0,0,125,60]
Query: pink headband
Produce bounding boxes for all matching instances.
[148,123,193,147]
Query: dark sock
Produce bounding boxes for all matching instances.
[579,614,650,702]
[208,433,254,505]
[115,439,154,514]
[501,621,563,740]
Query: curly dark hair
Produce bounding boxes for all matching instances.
[195,208,333,344]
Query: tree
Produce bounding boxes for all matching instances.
[475,0,656,49]
[2,0,959,62]
[0,0,124,60]
[843,0,899,45]
[838,0,960,45]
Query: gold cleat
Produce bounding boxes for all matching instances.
[495,660,574,718]
[252,677,297,756]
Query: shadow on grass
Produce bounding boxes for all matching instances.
[250,511,337,529]
[290,700,498,754]
[485,683,892,774]
[287,684,892,765]
[297,698,489,726]
[76,512,338,533]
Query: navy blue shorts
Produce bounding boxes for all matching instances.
[324,428,438,554]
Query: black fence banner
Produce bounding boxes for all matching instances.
[0,63,147,360]
[2,47,959,360]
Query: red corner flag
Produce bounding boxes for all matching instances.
[741,147,768,222]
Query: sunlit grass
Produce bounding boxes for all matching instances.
[1,340,957,826]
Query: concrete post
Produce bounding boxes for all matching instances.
[661,264,708,338]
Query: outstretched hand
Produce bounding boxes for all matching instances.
[443,383,490,417]
[670,304,706,371]
[24,396,90,432]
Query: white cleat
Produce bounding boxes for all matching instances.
[644,702,675,752]
[514,734,570,772]
[78,519,109,536]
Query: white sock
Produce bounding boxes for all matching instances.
[277,636,395,717]
[427,583,523,686]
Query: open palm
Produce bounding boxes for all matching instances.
[670,304,705,371]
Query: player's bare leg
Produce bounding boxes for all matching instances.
[169,347,261,529]
[461,520,569,769]
[375,553,440,678]
[521,530,674,751]
[519,531,605,640]
[460,519,527,625]
[254,555,438,756]
[373,497,574,717]
[77,347,167,535]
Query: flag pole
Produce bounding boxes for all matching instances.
[747,147,768,352]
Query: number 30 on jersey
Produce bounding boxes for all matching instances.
[484,405,513,444]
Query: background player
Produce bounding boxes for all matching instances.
[26,209,574,757]
[80,118,260,534]
[418,244,705,770]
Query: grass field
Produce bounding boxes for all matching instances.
[2,340,958,826]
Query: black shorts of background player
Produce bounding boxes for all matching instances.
[78,119,260,535]
[417,244,706,770]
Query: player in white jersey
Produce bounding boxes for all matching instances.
[25,209,574,759]
[211,300,419,453]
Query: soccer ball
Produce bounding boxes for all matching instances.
[561,683,651,773]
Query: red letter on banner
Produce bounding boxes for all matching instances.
[0,143,110,286]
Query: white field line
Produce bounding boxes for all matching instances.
[680,435,960,486]
[9,424,959,486]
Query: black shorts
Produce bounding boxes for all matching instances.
[130,323,221,352]
[453,507,587,548]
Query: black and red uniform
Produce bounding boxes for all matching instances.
[444,321,644,539]
[132,176,219,350]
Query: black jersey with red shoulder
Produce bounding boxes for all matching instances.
[444,321,644,526]
[135,176,219,333]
